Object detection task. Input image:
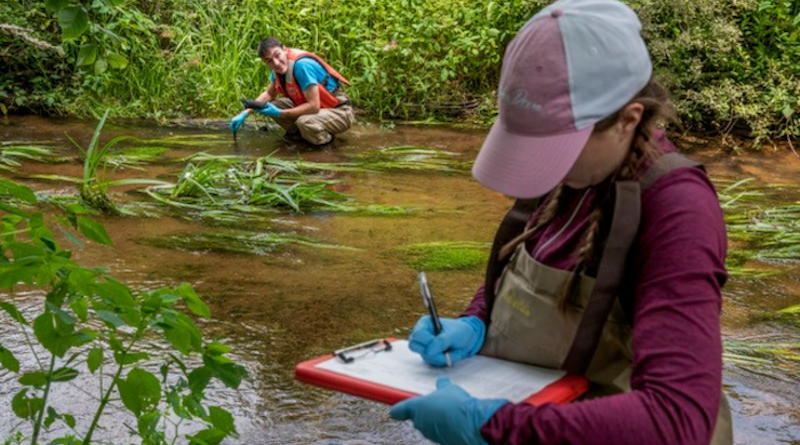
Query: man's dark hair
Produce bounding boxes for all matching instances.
[258,37,284,59]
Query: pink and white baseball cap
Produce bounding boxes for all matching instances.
[472,0,653,198]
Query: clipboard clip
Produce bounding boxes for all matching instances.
[335,339,393,364]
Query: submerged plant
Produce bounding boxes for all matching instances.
[150,154,349,214]
[394,241,490,271]
[142,230,360,256]
[352,146,471,173]
[30,111,173,214]
[0,179,246,444]
[0,145,54,171]
[724,337,800,379]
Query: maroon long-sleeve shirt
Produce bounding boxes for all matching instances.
[464,136,727,445]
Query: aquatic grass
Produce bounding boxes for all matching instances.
[352,146,471,173]
[137,134,231,147]
[724,338,800,378]
[28,112,174,213]
[0,145,54,171]
[141,230,361,256]
[149,154,350,214]
[716,176,800,264]
[394,241,491,271]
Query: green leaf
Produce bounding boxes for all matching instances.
[58,6,90,41]
[45,406,58,428]
[177,283,210,318]
[19,371,48,387]
[77,44,98,66]
[188,366,212,395]
[77,216,113,245]
[64,413,76,428]
[208,406,236,435]
[12,389,43,420]
[0,301,28,325]
[0,345,21,372]
[138,410,161,439]
[51,367,79,382]
[204,356,247,389]
[0,178,37,203]
[94,57,108,75]
[87,347,103,373]
[106,52,129,69]
[117,368,161,416]
[114,351,149,365]
[96,309,125,328]
[778,304,800,314]
[33,312,76,357]
[782,105,795,119]
[70,296,88,321]
[45,0,69,13]
[206,342,232,357]
[189,428,226,445]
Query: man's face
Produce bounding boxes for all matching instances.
[262,46,288,74]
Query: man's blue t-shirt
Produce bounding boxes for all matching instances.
[270,57,339,95]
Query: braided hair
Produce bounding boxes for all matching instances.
[545,78,677,313]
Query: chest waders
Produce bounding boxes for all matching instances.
[481,153,732,445]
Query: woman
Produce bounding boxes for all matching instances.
[390,0,732,444]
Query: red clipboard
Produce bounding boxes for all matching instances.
[295,338,588,406]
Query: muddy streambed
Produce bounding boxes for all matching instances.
[1,115,798,444]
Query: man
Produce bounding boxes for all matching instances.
[230,37,354,146]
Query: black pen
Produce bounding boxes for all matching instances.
[418,271,451,367]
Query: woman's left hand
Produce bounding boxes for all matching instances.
[390,376,508,445]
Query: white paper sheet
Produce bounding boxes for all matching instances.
[315,340,565,403]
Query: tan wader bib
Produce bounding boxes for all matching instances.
[480,238,733,445]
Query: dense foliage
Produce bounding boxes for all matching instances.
[0,177,246,443]
[1,0,798,139]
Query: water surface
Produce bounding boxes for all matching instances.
[1,116,798,444]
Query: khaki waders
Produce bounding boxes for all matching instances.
[271,89,354,145]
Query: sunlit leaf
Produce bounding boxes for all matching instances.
[106,52,129,69]
[95,57,108,74]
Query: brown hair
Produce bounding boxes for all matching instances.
[533,78,677,313]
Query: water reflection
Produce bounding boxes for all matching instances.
[1,116,798,444]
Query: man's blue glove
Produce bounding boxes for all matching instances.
[409,315,486,367]
[230,111,249,133]
[256,102,282,118]
[390,376,508,445]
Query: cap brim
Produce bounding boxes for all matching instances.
[472,117,593,199]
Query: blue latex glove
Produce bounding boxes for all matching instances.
[256,102,282,118]
[390,376,508,445]
[230,111,249,133]
[409,315,486,367]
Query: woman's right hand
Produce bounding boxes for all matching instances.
[229,110,249,132]
[408,315,486,367]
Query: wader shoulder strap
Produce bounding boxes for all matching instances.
[561,181,640,374]
[483,198,540,318]
[562,152,702,375]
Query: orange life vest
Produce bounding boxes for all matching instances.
[274,48,350,109]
